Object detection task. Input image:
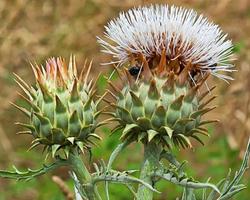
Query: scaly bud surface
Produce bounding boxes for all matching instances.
[109,53,217,149]
[14,56,102,157]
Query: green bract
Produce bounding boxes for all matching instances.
[14,56,102,157]
[110,64,216,149]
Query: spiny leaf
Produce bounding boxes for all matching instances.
[34,112,52,137]
[120,124,138,140]
[55,96,67,113]
[76,141,85,154]
[221,169,231,194]
[147,130,159,142]
[88,133,102,141]
[189,128,209,137]
[200,120,219,126]
[162,126,174,138]
[162,135,172,148]
[138,131,147,142]
[218,186,246,200]
[10,102,30,117]
[70,79,79,102]
[148,79,160,99]
[191,135,204,145]
[130,91,143,106]
[151,106,166,128]
[181,187,196,200]
[198,95,217,109]
[207,178,226,200]
[105,141,131,200]
[190,107,216,119]
[137,117,152,130]
[67,137,75,144]
[115,104,133,123]
[14,77,34,100]
[162,71,175,92]
[155,170,220,194]
[16,130,32,135]
[15,122,36,132]
[0,160,67,181]
[51,144,61,158]
[111,125,123,134]
[27,142,40,151]
[198,85,216,102]
[93,170,160,194]
[69,110,81,137]
[51,128,66,144]
[170,95,184,110]
[63,146,70,158]
[219,138,250,198]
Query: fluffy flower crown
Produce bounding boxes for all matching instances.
[98,5,234,82]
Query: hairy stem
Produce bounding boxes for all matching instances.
[137,142,162,200]
[68,149,99,200]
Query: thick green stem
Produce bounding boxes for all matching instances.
[137,142,162,200]
[68,150,91,182]
[68,149,97,200]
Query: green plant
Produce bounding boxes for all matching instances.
[0,4,249,200]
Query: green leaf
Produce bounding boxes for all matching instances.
[221,169,231,194]
[155,170,220,194]
[0,160,67,181]
[217,138,250,200]
[69,110,81,137]
[162,126,174,138]
[93,169,160,194]
[181,187,196,200]
[51,144,61,158]
[52,128,66,144]
[105,141,130,200]
[34,112,52,137]
[177,134,192,148]
[207,178,226,200]
[218,185,246,200]
[120,124,138,140]
[137,117,152,130]
[147,130,159,142]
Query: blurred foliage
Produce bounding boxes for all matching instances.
[0,0,250,199]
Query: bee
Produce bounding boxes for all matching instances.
[128,65,143,78]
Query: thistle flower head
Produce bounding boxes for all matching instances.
[14,56,102,158]
[98,5,234,82]
[108,64,217,149]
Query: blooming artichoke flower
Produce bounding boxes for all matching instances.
[98,5,234,82]
[99,5,234,148]
[14,56,102,157]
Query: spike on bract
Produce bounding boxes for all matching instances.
[110,67,217,149]
[14,56,103,158]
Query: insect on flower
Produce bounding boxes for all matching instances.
[128,65,143,77]
[98,5,234,83]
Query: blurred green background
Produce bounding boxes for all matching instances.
[0,0,250,199]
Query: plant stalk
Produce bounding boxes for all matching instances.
[68,149,98,200]
[137,142,162,200]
